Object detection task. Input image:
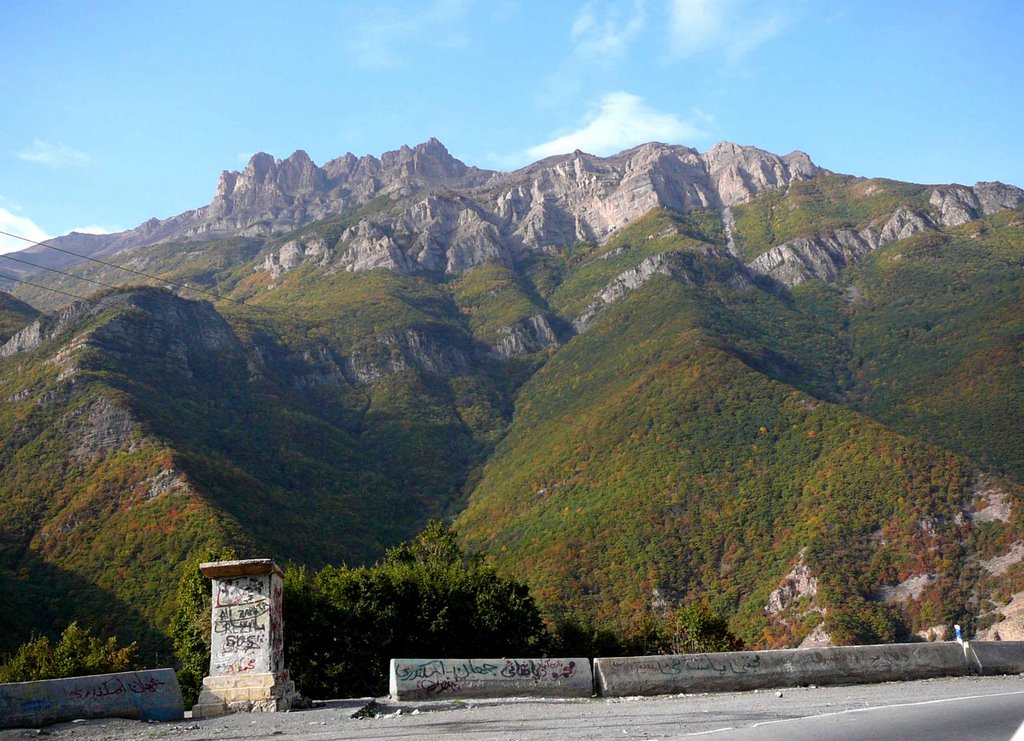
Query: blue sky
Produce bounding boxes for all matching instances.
[1,0,1022,253]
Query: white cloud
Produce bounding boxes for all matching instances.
[667,0,787,62]
[69,224,120,235]
[525,92,709,160]
[570,1,646,59]
[0,208,51,255]
[17,140,92,167]
[347,0,473,69]
[536,2,647,109]
[667,0,722,56]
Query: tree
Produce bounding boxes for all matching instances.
[663,604,743,654]
[0,623,138,683]
[169,547,236,706]
[285,520,548,698]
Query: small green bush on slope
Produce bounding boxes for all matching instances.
[0,623,138,683]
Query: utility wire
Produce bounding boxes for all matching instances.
[0,228,263,310]
[0,251,129,293]
[0,272,91,302]
[0,228,299,321]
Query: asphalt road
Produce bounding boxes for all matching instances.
[2,674,1023,740]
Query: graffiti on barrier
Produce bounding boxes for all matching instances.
[397,658,580,696]
[66,675,165,701]
[653,654,762,676]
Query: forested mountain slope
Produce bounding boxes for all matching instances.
[1,139,1022,657]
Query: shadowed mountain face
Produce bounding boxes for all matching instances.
[1,139,1023,658]
[0,292,38,343]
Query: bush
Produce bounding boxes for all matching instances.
[657,604,744,654]
[169,547,236,706]
[285,520,548,698]
[0,623,138,683]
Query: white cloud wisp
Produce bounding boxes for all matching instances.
[667,0,787,63]
[525,92,709,160]
[0,208,51,255]
[17,140,92,168]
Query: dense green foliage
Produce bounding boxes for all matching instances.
[459,198,1024,646]
[169,523,546,699]
[731,175,931,259]
[0,623,138,682]
[284,521,546,698]
[169,547,236,706]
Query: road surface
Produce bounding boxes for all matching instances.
[2,674,1022,739]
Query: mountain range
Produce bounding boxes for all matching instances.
[1,138,1022,657]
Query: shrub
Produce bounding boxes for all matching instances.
[286,520,548,698]
[169,547,236,706]
[0,623,138,683]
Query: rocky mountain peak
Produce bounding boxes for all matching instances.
[378,137,469,181]
[701,141,820,205]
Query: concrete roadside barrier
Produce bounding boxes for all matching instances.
[390,658,592,701]
[594,643,967,697]
[965,641,1024,676]
[0,668,184,728]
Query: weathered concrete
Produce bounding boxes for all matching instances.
[0,669,183,728]
[594,643,967,697]
[966,640,1024,676]
[389,658,592,701]
[191,559,298,718]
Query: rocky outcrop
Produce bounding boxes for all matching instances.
[327,141,821,277]
[970,475,1013,524]
[702,142,818,206]
[64,395,145,464]
[255,237,332,278]
[930,185,983,227]
[980,542,1024,576]
[765,561,819,616]
[573,245,750,332]
[747,230,874,287]
[973,181,1024,214]
[746,206,934,287]
[342,325,474,384]
[976,591,1024,641]
[929,182,1024,227]
[873,573,937,603]
[136,468,195,501]
[491,315,562,358]
[336,193,512,275]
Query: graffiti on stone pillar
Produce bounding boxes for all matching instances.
[211,574,270,676]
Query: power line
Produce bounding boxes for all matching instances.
[0,251,129,293]
[0,272,91,302]
[0,228,261,310]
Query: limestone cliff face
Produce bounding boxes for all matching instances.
[746,207,935,287]
[702,142,818,206]
[6,139,825,284]
[10,139,1023,289]
[326,141,821,277]
[574,244,752,332]
[929,181,1024,227]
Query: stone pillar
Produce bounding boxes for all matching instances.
[191,559,298,719]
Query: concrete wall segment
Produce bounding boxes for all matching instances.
[0,668,183,729]
[594,643,967,697]
[390,657,593,701]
